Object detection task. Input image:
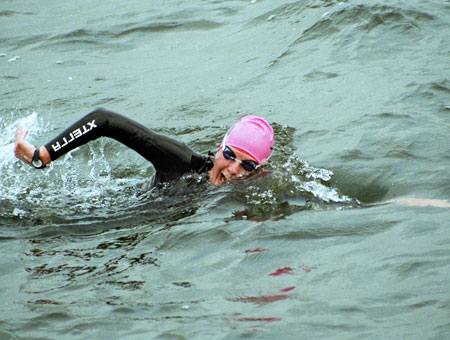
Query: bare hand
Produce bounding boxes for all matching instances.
[14,124,35,165]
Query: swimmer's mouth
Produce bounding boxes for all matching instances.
[219,172,246,185]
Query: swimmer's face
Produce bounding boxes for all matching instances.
[208,146,258,186]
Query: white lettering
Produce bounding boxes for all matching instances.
[73,128,82,138]
[52,141,61,152]
[87,120,97,130]
[53,119,98,152]
[60,137,69,148]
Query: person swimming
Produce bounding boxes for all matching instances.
[14,108,274,187]
[14,108,450,208]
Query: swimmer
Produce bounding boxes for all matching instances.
[14,108,274,186]
[13,108,450,208]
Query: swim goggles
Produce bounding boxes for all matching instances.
[222,146,259,172]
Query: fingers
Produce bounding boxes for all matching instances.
[15,124,29,142]
[15,124,22,140]
[14,124,34,164]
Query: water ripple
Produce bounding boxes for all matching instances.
[268,4,438,67]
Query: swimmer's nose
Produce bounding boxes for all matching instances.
[227,160,241,176]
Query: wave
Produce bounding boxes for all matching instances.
[115,19,223,36]
[23,19,223,52]
[244,0,309,27]
[4,8,223,52]
[398,79,450,109]
[300,5,435,42]
[267,3,438,68]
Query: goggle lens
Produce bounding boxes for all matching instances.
[222,146,258,172]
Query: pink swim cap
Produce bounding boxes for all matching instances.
[221,115,274,164]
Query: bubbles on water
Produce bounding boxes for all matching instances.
[245,186,277,206]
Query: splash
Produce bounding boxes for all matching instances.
[0,111,150,227]
[237,154,355,211]
[222,120,361,222]
[0,111,43,170]
[0,111,46,205]
[281,155,353,204]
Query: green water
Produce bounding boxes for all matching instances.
[1,1,449,339]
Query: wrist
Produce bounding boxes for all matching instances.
[31,147,46,169]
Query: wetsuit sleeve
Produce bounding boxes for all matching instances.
[44,108,212,179]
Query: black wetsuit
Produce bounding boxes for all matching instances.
[44,108,214,184]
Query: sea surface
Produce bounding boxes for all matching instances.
[1,1,449,339]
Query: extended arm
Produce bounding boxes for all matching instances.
[15,108,212,180]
